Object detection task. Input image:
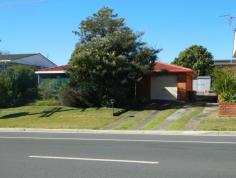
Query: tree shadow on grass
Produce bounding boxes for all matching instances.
[0,107,78,119]
[0,112,29,119]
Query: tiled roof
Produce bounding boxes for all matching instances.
[0,54,38,61]
[152,61,192,73]
[38,65,68,71]
[37,62,192,74]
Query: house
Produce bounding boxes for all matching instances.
[35,65,67,84]
[0,53,56,70]
[35,62,193,101]
[214,59,236,72]
[138,62,193,101]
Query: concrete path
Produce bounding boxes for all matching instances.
[129,110,159,130]
[155,106,193,130]
[185,104,217,131]
[103,111,140,130]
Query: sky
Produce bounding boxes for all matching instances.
[0,0,236,65]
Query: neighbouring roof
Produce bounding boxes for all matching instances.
[35,65,68,74]
[214,59,236,65]
[0,54,38,61]
[0,53,57,68]
[152,61,192,73]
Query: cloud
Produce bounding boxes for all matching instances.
[0,0,47,8]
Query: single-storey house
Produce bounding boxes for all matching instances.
[35,65,68,90]
[35,62,193,101]
[0,53,56,71]
[138,62,193,101]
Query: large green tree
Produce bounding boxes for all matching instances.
[172,45,214,76]
[68,7,159,106]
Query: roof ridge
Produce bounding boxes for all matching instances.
[155,61,192,71]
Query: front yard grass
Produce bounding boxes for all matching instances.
[0,106,126,129]
[197,112,236,131]
[142,108,178,130]
[167,106,204,130]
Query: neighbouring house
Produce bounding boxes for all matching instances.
[0,53,56,71]
[214,59,236,72]
[35,65,68,90]
[36,62,193,101]
[138,62,193,101]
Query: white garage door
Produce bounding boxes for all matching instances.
[151,75,177,100]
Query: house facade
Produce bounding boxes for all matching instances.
[35,62,193,101]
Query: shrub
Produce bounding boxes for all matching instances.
[212,68,236,102]
[0,65,37,107]
[58,86,93,107]
[38,79,59,99]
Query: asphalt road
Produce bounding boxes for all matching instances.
[0,132,236,178]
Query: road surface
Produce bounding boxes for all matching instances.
[0,132,236,178]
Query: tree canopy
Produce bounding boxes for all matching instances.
[68,7,160,106]
[172,45,214,76]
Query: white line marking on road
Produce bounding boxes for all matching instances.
[1,136,236,144]
[29,155,159,165]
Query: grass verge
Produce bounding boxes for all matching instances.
[113,110,152,130]
[197,112,236,131]
[0,106,126,129]
[167,106,204,130]
[142,108,178,130]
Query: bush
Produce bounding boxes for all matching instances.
[224,96,236,103]
[0,65,37,107]
[38,79,59,99]
[212,68,236,102]
[58,86,93,107]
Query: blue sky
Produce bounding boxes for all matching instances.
[0,0,235,65]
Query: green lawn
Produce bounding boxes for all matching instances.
[197,112,236,131]
[113,110,152,130]
[142,108,178,130]
[167,106,204,130]
[0,106,126,129]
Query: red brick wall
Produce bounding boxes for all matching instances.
[176,73,192,100]
[177,73,187,100]
[218,103,236,117]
